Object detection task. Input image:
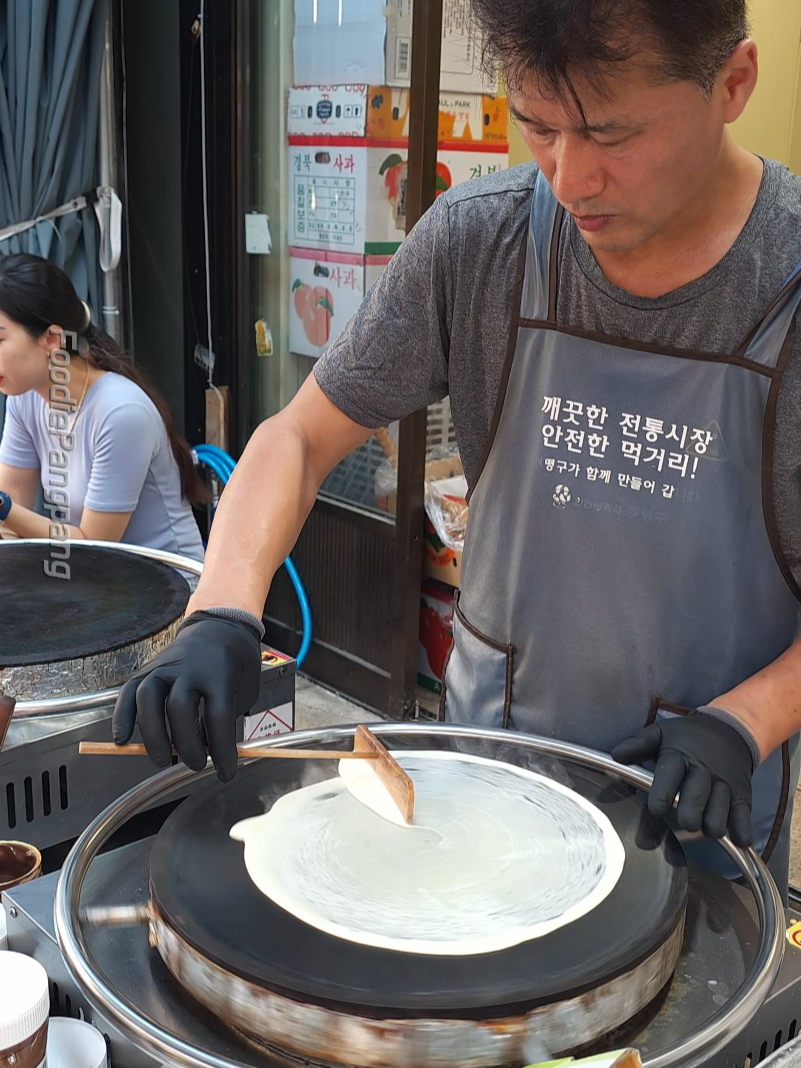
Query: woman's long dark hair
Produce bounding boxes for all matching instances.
[0,253,209,508]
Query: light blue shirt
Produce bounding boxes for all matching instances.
[0,372,205,561]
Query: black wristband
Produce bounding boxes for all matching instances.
[0,492,12,523]
[180,607,264,642]
[696,705,761,769]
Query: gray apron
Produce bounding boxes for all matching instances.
[441,173,801,884]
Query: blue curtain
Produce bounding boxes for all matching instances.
[0,0,109,429]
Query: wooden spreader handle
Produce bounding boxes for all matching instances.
[0,695,15,752]
[353,724,415,824]
[79,741,378,760]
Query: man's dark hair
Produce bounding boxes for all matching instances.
[471,0,749,106]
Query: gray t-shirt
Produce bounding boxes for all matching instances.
[315,158,801,583]
[0,371,204,561]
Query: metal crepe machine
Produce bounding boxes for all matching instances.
[0,540,201,851]
[49,723,801,1068]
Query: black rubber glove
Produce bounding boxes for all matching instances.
[611,711,756,847]
[112,611,262,782]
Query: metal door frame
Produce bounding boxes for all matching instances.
[257,3,446,716]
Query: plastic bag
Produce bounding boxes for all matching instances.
[425,468,468,552]
[373,444,467,552]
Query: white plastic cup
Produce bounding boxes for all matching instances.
[46,1018,107,1068]
[0,952,50,1068]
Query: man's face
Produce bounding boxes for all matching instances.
[508,59,732,255]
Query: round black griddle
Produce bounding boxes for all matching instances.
[0,543,189,666]
[150,740,688,1019]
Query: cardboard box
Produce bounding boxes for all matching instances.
[419,578,454,693]
[386,0,497,92]
[369,87,508,143]
[293,0,387,86]
[289,140,400,254]
[288,138,508,254]
[287,84,508,144]
[288,85,371,139]
[365,255,391,289]
[424,514,462,587]
[293,0,497,94]
[289,247,392,358]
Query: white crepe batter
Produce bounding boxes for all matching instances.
[230,751,625,956]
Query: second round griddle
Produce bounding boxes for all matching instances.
[150,738,688,1017]
[0,543,189,666]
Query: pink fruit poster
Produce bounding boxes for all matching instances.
[288,248,392,359]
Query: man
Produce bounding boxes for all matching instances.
[115,0,801,891]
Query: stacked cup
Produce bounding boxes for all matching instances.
[0,841,43,953]
[0,953,50,1068]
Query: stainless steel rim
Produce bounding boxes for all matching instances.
[4,539,203,717]
[54,723,785,1068]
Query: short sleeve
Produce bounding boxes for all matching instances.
[313,193,453,428]
[0,396,41,469]
[83,402,159,513]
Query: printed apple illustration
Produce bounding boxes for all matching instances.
[380,154,452,211]
[292,280,334,348]
[310,285,334,346]
[419,600,453,680]
[434,161,452,196]
[379,153,406,213]
[293,280,310,318]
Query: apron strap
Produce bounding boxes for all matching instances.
[736,258,801,364]
[523,173,563,323]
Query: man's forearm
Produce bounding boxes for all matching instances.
[187,415,322,618]
[710,635,801,760]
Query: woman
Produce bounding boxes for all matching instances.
[0,253,205,561]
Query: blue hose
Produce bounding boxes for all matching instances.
[193,444,312,667]
[195,443,235,478]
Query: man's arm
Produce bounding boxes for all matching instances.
[111,376,376,780]
[613,636,801,847]
[113,193,453,778]
[711,637,801,759]
[187,374,375,618]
